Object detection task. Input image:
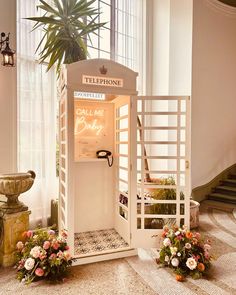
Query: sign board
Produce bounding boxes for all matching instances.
[82,75,123,88]
[74,100,113,160]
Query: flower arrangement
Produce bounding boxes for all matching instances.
[15,229,75,284]
[156,225,212,281]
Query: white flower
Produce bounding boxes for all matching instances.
[24,258,35,270]
[186,257,197,270]
[177,252,181,257]
[16,241,24,250]
[171,258,179,267]
[163,238,171,247]
[30,246,42,258]
[175,231,181,236]
[204,244,211,251]
[185,243,191,249]
[164,255,170,263]
[170,246,178,255]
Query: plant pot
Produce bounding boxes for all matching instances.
[190,200,200,229]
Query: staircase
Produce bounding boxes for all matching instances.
[208,173,236,204]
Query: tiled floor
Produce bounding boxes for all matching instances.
[74,228,129,256]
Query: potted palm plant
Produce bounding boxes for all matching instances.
[26,0,106,73]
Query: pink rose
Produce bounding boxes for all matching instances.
[48,230,55,235]
[194,232,201,240]
[52,242,59,250]
[57,250,63,258]
[43,241,50,250]
[50,253,57,259]
[65,245,69,250]
[39,254,46,261]
[35,268,44,277]
[26,230,33,238]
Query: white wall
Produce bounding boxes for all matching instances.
[191,0,236,188]
[151,0,193,95]
[0,0,17,173]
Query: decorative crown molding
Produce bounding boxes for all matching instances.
[206,0,236,17]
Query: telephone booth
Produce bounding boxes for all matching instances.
[59,59,191,265]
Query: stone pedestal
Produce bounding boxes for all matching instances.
[0,210,30,267]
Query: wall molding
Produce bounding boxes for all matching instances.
[192,163,236,203]
[206,0,236,17]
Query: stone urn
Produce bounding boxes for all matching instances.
[0,170,36,213]
[190,199,200,229]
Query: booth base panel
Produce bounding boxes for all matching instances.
[74,228,129,257]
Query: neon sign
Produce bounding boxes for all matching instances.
[74,106,105,137]
[74,101,112,160]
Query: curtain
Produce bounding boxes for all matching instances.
[17,0,57,228]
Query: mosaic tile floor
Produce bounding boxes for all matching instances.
[74,228,129,256]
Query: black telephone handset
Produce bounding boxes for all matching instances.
[96,150,113,167]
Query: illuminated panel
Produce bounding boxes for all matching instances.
[74,100,113,160]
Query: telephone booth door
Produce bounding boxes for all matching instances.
[131,96,191,248]
[114,96,132,245]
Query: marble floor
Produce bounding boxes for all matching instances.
[0,202,235,294]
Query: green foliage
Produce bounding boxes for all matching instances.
[26,0,106,73]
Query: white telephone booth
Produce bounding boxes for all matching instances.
[59,59,191,265]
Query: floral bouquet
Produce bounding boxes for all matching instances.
[15,229,75,284]
[156,225,212,281]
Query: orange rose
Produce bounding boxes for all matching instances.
[185,231,193,239]
[197,263,205,272]
[175,274,185,282]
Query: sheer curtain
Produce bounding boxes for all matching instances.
[17,0,57,228]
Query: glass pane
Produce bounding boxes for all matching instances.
[119,181,128,192]
[144,100,178,112]
[144,203,176,215]
[118,118,128,129]
[180,174,185,186]
[180,159,185,171]
[181,100,186,112]
[144,218,176,229]
[119,193,128,207]
[144,115,177,127]
[141,173,177,184]
[180,130,186,142]
[137,218,141,229]
[119,207,128,220]
[180,203,185,215]
[137,100,142,112]
[180,144,185,157]
[119,156,128,168]
[119,168,128,181]
[144,130,177,141]
[138,187,177,201]
[140,144,177,157]
[137,203,141,214]
[181,115,186,127]
[119,104,129,117]
[117,144,128,154]
[148,159,177,171]
[118,130,128,141]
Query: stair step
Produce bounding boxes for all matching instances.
[228,173,236,180]
[208,193,236,204]
[222,178,236,186]
[214,185,236,195]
